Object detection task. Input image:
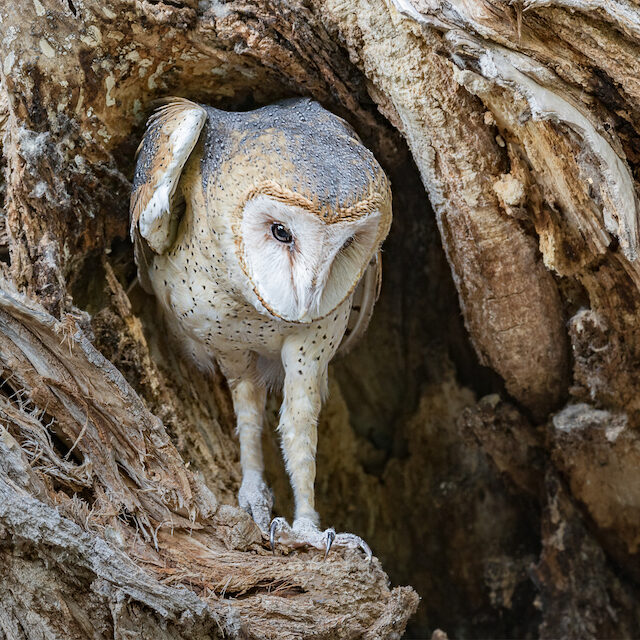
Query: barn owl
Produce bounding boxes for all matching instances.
[130,97,392,558]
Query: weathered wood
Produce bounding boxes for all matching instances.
[2,0,640,637]
[0,279,418,639]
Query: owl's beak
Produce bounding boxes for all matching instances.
[297,292,317,323]
[296,275,324,323]
[293,236,339,322]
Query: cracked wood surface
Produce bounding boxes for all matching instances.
[0,280,418,639]
[3,0,640,637]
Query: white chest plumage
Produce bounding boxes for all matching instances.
[130,97,392,558]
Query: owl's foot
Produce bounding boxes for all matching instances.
[238,470,273,532]
[269,516,372,562]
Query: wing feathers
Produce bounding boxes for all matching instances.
[130,97,207,255]
[337,252,382,357]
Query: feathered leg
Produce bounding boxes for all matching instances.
[270,336,371,561]
[223,356,272,532]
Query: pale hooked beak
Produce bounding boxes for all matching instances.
[294,237,337,322]
[297,276,325,323]
[297,292,318,323]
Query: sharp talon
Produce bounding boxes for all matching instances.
[323,528,336,560]
[270,519,278,554]
[360,539,373,564]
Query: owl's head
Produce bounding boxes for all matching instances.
[131,97,392,323]
[237,190,386,323]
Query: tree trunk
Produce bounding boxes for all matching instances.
[1,0,640,638]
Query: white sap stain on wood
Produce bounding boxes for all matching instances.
[39,38,55,58]
[3,51,15,75]
[105,74,116,107]
[81,25,102,47]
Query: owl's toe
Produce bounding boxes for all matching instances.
[330,531,373,563]
[238,471,273,532]
[323,527,336,559]
[269,516,372,562]
[269,516,290,553]
[269,516,324,553]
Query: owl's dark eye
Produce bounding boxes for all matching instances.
[342,236,354,250]
[271,223,293,244]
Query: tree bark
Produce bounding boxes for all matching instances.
[2,0,640,638]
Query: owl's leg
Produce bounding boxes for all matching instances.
[278,359,322,527]
[229,376,273,532]
[270,342,371,561]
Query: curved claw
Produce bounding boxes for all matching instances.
[359,538,373,565]
[323,528,336,560]
[269,518,279,554]
[268,517,373,564]
[333,532,373,564]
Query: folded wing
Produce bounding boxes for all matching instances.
[130,98,207,288]
[337,252,382,356]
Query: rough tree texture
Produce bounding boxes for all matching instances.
[1,0,640,638]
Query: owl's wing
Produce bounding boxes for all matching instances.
[337,252,383,357]
[130,98,207,281]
